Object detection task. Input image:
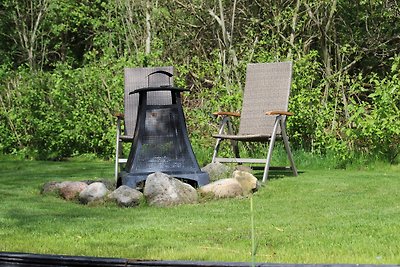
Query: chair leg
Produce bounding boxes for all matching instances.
[115,120,122,181]
[227,120,240,158]
[280,120,298,176]
[212,116,232,163]
[115,144,120,181]
[212,138,222,163]
[262,117,280,183]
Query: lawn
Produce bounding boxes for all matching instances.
[0,156,399,264]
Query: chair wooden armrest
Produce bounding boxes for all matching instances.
[213,111,239,140]
[213,111,241,117]
[265,110,293,116]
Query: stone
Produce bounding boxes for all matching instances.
[108,185,143,207]
[41,181,62,194]
[233,170,260,195]
[199,178,244,198]
[201,162,232,182]
[83,179,116,191]
[79,182,108,204]
[58,181,88,200]
[143,172,198,207]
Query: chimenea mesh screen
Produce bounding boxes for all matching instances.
[119,71,209,189]
[132,106,197,173]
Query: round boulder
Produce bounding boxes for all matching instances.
[198,178,243,198]
[108,185,143,207]
[143,172,198,207]
[79,182,108,204]
[232,170,260,195]
[58,181,88,200]
[201,162,232,182]
[41,181,62,194]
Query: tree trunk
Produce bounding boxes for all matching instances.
[145,0,151,55]
[12,0,49,70]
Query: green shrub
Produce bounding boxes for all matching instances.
[0,54,399,164]
[0,59,126,159]
[346,57,400,163]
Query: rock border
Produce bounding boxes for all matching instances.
[41,163,261,207]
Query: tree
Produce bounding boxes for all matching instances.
[2,0,50,69]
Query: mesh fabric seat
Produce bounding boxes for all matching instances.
[212,62,298,182]
[115,66,174,180]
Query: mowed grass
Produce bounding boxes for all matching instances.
[0,156,399,264]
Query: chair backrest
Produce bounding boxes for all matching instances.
[238,61,292,136]
[124,66,174,136]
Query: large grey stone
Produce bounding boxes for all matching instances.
[108,185,143,207]
[58,181,88,200]
[143,172,198,207]
[199,178,243,198]
[232,170,260,195]
[41,181,62,194]
[201,162,232,182]
[83,179,116,191]
[79,182,108,204]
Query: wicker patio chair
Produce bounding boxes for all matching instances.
[115,66,174,180]
[212,61,298,182]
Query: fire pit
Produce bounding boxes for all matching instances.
[118,71,209,189]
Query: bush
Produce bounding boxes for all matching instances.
[0,54,399,165]
[346,57,400,163]
[0,59,126,159]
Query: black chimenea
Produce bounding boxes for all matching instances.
[118,71,209,189]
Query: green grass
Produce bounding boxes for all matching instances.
[0,155,399,264]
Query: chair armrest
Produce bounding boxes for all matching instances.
[213,111,241,117]
[265,111,293,116]
[212,112,239,136]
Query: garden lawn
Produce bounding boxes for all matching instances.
[0,157,399,264]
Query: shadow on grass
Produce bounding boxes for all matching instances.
[252,169,304,181]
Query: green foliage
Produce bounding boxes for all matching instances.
[177,52,244,162]
[0,58,128,159]
[0,0,399,163]
[346,58,400,163]
[288,51,323,150]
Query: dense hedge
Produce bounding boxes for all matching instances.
[0,60,124,159]
[0,1,399,164]
[0,54,399,163]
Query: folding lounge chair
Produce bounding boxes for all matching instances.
[115,66,174,180]
[212,61,298,182]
